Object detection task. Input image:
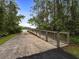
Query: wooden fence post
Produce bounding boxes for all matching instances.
[36,30,37,36]
[40,31,41,38]
[46,31,48,42]
[67,32,70,44]
[38,30,40,37]
[57,33,60,48]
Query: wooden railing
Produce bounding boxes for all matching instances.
[27,28,70,48]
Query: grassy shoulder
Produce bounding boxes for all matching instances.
[0,34,16,45]
[63,45,79,59]
[63,35,79,59]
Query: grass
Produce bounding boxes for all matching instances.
[63,35,79,59]
[0,34,16,45]
[63,45,79,59]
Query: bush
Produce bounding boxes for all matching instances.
[70,35,79,44]
[7,26,23,34]
[15,26,23,33]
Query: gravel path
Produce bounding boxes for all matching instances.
[0,32,56,59]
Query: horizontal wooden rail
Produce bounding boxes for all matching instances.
[27,28,70,48]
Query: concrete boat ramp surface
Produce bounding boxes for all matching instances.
[0,32,77,59]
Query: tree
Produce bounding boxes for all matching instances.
[0,0,25,34]
[29,0,79,34]
[0,0,6,32]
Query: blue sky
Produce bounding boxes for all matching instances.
[16,0,35,28]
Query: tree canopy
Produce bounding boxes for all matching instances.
[0,0,24,34]
[28,0,79,34]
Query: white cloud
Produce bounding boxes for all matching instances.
[19,23,36,28]
[18,8,36,28]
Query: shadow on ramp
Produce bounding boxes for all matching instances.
[16,48,78,59]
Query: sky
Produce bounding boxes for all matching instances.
[16,0,36,28]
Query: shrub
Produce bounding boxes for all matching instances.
[70,35,79,44]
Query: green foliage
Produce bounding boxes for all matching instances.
[15,26,23,33]
[29,0,79,33]
[28,0,79,44]
[0,0,24,34]
[71,35,79,44]
[28,17,36,25]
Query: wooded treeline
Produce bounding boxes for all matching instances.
[29,0,79,35]
[0,0,24,34]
